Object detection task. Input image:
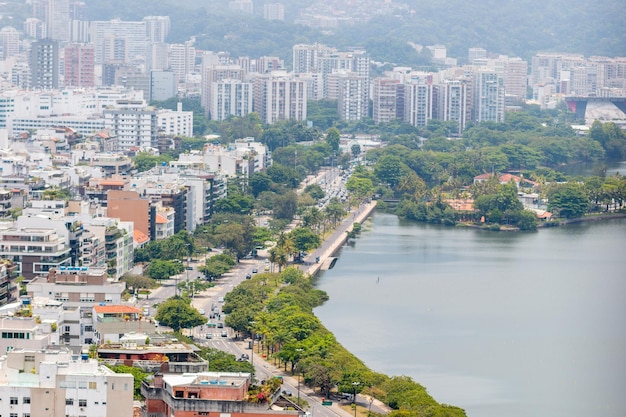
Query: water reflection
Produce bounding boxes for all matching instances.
[315,214,626,417]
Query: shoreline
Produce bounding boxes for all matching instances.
[303,200,378,277]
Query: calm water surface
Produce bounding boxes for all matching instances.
[314,213,626,417]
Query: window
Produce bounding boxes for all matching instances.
[89,382,97,389]
[78,381,87,389]
[10,413,18,417]
[23,414,30,417]
[66,398,74,405]
[10,397,18,404]
[78,399,87,407]
[23,397,30,404]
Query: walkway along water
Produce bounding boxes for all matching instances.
[302,200,378,277]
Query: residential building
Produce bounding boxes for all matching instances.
[143,16,171,43]
[63,43,95,87]
[97,332,208,373]
[334,72,369,121]
[201,64,245,119]
[150,70,177,101]
[473,69,505,122]
[157,103,194,137]
[30,39,59,89]
[0,217,71,281]
[26,267,125,307]
[23,18,47,40]
[107,190,151,239]
[142,371,300,417]
[103,106,159,151]
[404,78,435,127]
[264,3,285,21]
[253,71,307,124]
[210,79,254,121]
[46,0,70,42]
[169,41,195,84]
[90,19,147,64]
[0,26,20,60]
[0,348,134,417]
[438,79,469,135]
[372,78,401,124]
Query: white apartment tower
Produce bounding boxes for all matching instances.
[253,71,307,124]
[264,3,285,21]
[211,79,254,121]
[404,77,435,127]
[143,16,171,43]
[473,69,505,122]
[372,78,401,124]
[335,72,369,121]
[0,27,20,60]
[90,19,147,64]
[438,79,469,135]
[201,64,245,118]
[47,0,70,42]
[168,41,195,83]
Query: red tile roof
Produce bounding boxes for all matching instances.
[94,305,142,314]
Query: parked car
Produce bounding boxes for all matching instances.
[221,331,228,337]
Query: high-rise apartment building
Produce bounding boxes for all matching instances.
[30,38,59,89]
[168,41,195,83]
[201,64,245,118]
[372,78,401,124]
[468,47,487,64]
[404,78,435,127]
[473,69,505,122]
[333,72,369,121]
[0,26,20,60]
[292,43,336,74]
[64,43,95,87]
[143,15,171,43]
[23,18,47,39]
[104,107,159,151]
[150,70,177,101]
[264,3,285,21]
[90,19,147,64]
[253,71,307,124]
[211,79,254,121]
[47,0,70,42]
[438,79,469,135]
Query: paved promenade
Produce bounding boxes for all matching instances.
[302,200,377,277]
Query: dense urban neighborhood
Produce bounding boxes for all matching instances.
[0,1,624,417]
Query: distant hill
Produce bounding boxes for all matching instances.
[75,0,625,64]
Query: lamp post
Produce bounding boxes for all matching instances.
[295,348,304,408]
[249,321,256,370]
[352,381,360,417]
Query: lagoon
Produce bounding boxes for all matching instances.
[314,213,626,417]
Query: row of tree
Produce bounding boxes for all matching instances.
[219,267,466,417]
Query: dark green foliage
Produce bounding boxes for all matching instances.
[155,297,206,331]
[106,364,149,399]
[547,184,589,218]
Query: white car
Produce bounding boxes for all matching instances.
[199,309,205,315]
[218,296,224,303]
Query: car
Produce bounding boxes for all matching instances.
[221,331,228,337]
[252,268,258,274]
[282,390,292,396]
[205,333,213,339]
[240,353,249,360]
[217,322,224,328]
[264,259,270,264]
[198,309,205,315]
[264,265,270,271]
[218,296,224,303]
[245,273,252,279]
[186,266,193,270]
